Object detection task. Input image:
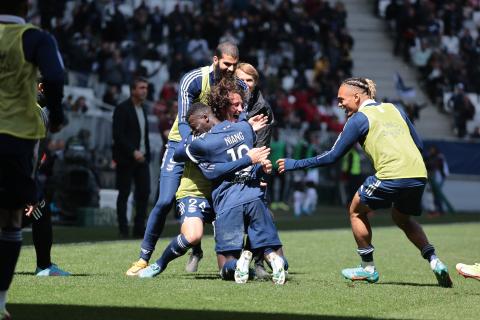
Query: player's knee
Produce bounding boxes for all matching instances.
[183,230,202,245]
[1,209,23,229]
[348,208,362,218]
[181,217,203,244]
[393,217,410,230]
[391,208,410,228]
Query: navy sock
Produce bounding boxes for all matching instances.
[252,248,265,266]
[192,241,203,256]
[220,259,237,280]
[140,233,160,262]
[421,244,436,262]
[139,247,153,262]
[155,234,192,270]
[32,210,52,269]
[281,256,289,271]
[357,245,375,263]
[0,228,22,290]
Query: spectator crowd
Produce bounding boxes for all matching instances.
[33,0,354,133]
[381,0,479,137]
[27,0,357,209]
[29,0,479,218]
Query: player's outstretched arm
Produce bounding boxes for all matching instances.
[277,115,365,173]
[277,158,295,174]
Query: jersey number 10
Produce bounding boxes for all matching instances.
[226,144,250,161]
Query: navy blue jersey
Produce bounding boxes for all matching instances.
[186,120,266,212]
[174,66,249,140]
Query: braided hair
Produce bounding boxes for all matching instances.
[341,77,377,100]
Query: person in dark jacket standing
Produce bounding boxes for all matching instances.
[236,63,274,147]
[112,77,151,238]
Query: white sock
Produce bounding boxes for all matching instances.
[430,257,440,270]
[361,261,375,273]
[0,290,7,311]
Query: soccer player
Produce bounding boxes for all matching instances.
[0,1,65,318]
[21,85,69,277]
[278,77,453,288]
[135,79,268,279]
[136,78,269,278]
[126,42,246,276]
[175,87,287,285]
[137,129,269,279]
[456,263,480,281]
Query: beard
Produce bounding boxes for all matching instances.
[214,65,233,82]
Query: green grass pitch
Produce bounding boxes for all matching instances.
[8,209,480,320]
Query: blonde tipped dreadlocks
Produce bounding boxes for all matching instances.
[341,77,377,100]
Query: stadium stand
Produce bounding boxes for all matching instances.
[27,0,480,215]
[29,0,356,206]
[378,0,480,137]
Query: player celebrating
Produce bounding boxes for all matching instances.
[173,79,287,284]
[278,77,452,288]
[136,79,269,279]
[126,42,247,276]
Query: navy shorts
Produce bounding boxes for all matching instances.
[214,199,282,253]
[176,196,214,224]
[0,135,37,210]
[358,175,426,216]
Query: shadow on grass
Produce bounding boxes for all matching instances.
[375,281,440,288]
[8,303,389,320]
[192,274,221,280]
[14,272,35,276]
[15,272,90,277]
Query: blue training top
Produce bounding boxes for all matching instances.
[179,120,266,213]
